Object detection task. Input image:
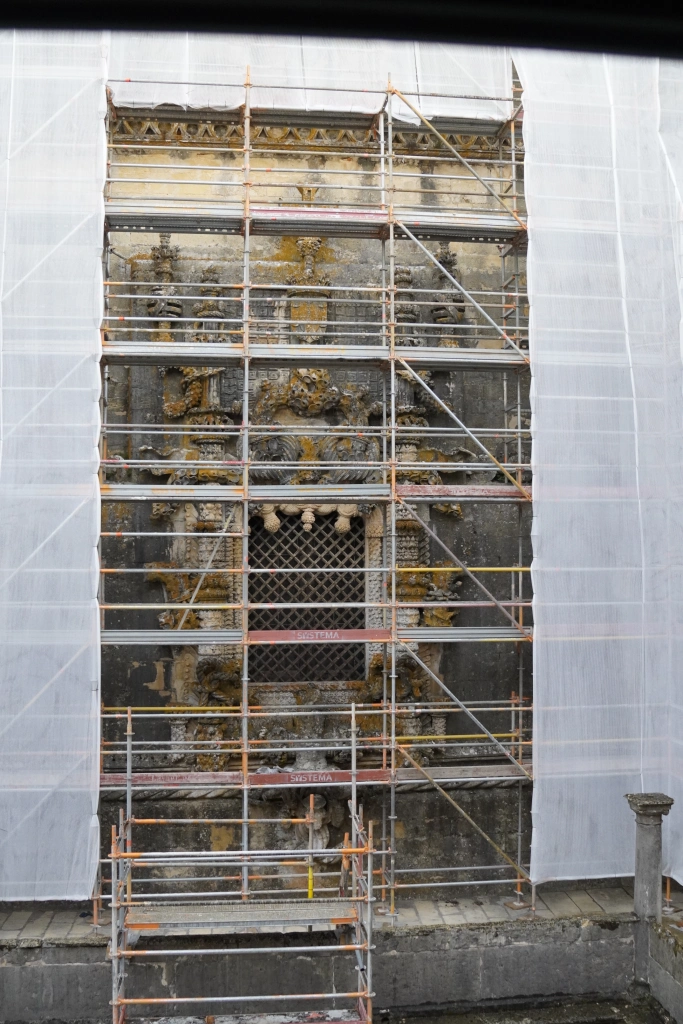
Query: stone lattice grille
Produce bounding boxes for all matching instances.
[248,513,365,682]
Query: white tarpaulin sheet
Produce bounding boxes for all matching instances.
[0,31,104,899]
[108,33,512,122]
[0,30,511,901]
[514,48,683,884]
[5,30,683,898]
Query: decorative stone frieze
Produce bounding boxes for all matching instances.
[110,114,524,158]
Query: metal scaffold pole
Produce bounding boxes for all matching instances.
[387,76,398,918]
[241,66,252,900]
[379,105,389,908]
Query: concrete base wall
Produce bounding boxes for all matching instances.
[649,925,683,1023]
[376,918,635,1011]
[0,917,636,1022]
[1,945,110,1023]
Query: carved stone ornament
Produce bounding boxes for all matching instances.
[147,233,182,336]
[395,266,420,347]
[253,367,381,426]
[250,432,379,486]
[191,264,229,345]
[287,237,331,344]
[111,115,522,160]
[429,243,474,348]
[139,257,239,485]
[255,502,361,534]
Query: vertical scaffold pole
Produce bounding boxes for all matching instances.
[366,818,374,1024]
[387,76,397,918]
[511,89,526,893]
[125,707,132,905]
[379,106,389,906]
[351,702,358,844]
[351,702,359,902]
[110,825,120,1024]
[516,365,524,763]
[241,66,252,900]
[308,793,315,899]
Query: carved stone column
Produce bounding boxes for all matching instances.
[625,791,674,985]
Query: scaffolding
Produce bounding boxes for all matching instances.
[100,70,530,1022]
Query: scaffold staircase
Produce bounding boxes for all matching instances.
[109,728,375,1024]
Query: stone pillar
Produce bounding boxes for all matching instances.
[625,792,674,986]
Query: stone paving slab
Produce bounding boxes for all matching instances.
[458,899,490,924]
[18,911,53,940]
[587,888,637,915]
[0,885,643,947]
[541,891,587,917]
[566,890,604,915]
[382,886,638,929]
[412,899,445,926]
[479,901,513,923]
[438,903,467,924]
[3,910,32,934]
[526,902,554,920]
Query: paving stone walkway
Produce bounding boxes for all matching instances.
[0,884,658,948]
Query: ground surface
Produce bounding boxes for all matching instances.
[4,999,675,1024]
[0,885,650,947]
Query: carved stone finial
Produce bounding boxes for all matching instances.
[147,233,182,332]
[287,238,329,289]
[435,242,458,278]
[151,232,180,282]
[190,265,227,345]
[430,242,468,342]
[395,266,413,289]
[395,266,419,343]
[295,237,323,278]
[286,240,330,342]
[200,264,220,286]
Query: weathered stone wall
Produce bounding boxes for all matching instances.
[0,914,635,1022]
[649,925,683,1023]
[99,784,531,899]
[101,118,531,888]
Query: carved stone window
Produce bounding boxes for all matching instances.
[248,512,365,683]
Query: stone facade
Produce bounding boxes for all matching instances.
[101,109,531,888]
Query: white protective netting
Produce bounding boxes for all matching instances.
[659,61,683,887]
[4,30,683,899]
[0,31,510,901]
[108,33,512,122]
[514,49,683,883]
[0,32,105,899]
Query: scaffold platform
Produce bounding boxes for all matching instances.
[105,200,524,243]
[125,900,358,937]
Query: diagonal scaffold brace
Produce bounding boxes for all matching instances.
[396,638,531,781]
[397,743,531,879]
[397,356,531,499]
[388,84,528,233]
[396,497,530,638]
[396,220,529,363]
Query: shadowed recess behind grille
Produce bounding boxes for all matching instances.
[248,513,365,682]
